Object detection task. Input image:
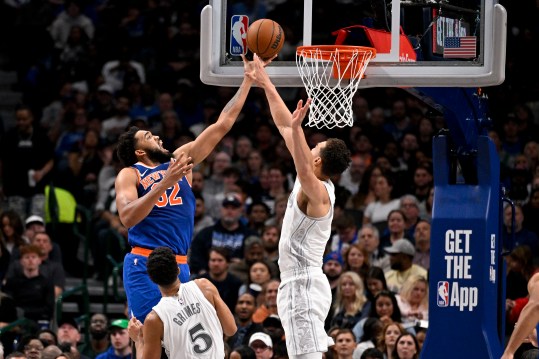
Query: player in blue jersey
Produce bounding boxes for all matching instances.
[115,55,269,321]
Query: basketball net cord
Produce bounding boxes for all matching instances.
[296,47,375,129]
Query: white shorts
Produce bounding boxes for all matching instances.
[277,267,334,356]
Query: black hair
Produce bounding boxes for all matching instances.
[116,126,140,166]
[247,201,271,215]
[361,348,384,359]
[231,345,256,359]
[147,247,179,287]
[369,290,402,323]
[320,138,352,177]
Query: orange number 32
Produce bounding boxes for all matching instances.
[152,183,183,207]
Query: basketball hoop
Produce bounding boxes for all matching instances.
[296,45,376,129]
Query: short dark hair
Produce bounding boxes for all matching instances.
[209,247,231,262]
[147,247,178,287]
[320,138,351,177]
[116,126,140,166]
[361,348,384,359]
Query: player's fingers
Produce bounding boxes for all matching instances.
[240,53,247,64]
[263,54,277,66]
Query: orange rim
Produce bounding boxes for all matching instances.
[296,45,377,61]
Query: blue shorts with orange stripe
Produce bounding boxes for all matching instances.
[123,252,191,322]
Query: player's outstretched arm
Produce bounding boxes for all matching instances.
[141,311,164,359]
[196,278,237,337]
[502,273,539,359]
[247,54,294,147]
[174,54,258,166]
[115,153,193,228]
[128,317,144,359]
[290,100,330,214]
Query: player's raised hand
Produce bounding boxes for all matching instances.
[291,98,311,129]
[128,317,144,343]
[244,53,275,89]
[162,152,193,188]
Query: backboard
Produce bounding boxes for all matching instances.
[200,0,506,88]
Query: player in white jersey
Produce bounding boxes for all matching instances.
[247,54,352,359]
[128,247,237,359]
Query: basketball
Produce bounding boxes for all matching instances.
[246,19,285,59]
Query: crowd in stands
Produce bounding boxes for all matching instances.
[0,0,538,358]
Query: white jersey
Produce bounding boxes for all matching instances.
[278,178,335,273]
[277,178,336,355]
[152,281,225,359]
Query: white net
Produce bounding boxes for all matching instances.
[296,46,375,129]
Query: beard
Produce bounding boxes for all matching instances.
[146,147,173,164]
[390,261,403,271]
[91,330,108,340]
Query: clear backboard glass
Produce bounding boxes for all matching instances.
[200,0,506,87]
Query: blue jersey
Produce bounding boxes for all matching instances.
[128,162,196,255]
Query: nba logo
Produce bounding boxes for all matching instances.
[230,15,249,56]
[437,281,449,307]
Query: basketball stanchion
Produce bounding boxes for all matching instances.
[296,45,376,129]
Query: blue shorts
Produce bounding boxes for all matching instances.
[123,252,191,322]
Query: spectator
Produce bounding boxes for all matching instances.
[198,247,243,312]
[323,251,344,303]
[359,225,390,272]
[353,291,402,341]
[229,236,277,284]
[101,96,132,143]
[42,345,62,359]
[334,329,357,359]
[192,192,215,238]
[261,315,285,350]
[329,214,359,255]
[412,220,430,271]
[353,318,383,358]
[0,210,28,254]
[252,279,280,324]
[339,154,369,196]
[56,316,83,354]
[227,293,264,350]
[101,46,145,93]
[8,231,65,298]
[363,173,400,233]
[203,151,232,197]
[189,193,257,275]
[0,105,54,221]
[95,319,131,359]
[2,244,54,323]
[78,313,109,359]
[328,271,369,330]
[238,260,274,299]
[392,333,419,359]
[49,0,95,49]
[360,348,384,359]
[248,332,273,359]
[411,165,433,205]
[503,204,539,258]
[384,239,427,293]
[37,329,58,346]
[346,164,383,212]
[380,210,412,249]
[399,195,421,238]
[396,275,429,327]
[264,194,288,230]
[376,322,405,359]
[247,201,272,236]
[260,225,280,267]
[18,335,45,359]
[342,243,370,281]
[365,267,389,302]
[230,345,256,359]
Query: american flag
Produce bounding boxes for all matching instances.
[443,36,476,58]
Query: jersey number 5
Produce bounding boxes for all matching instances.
[152,183,183,207]
[188,323,213,354]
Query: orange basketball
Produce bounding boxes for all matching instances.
[246,19,285,59]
